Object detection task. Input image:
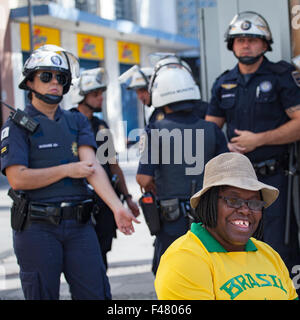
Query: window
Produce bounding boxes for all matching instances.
[115,0,136,22]
[75,0,98,15]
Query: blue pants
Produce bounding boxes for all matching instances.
[260,172,300,279]
[13,219,111,300]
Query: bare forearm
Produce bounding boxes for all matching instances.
[87,163,123,212]
[6,164,69,190]
[257,118,300,147]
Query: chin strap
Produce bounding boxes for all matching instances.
[83,102,102,113]
[235,51,265,66]
[31,89,63,105]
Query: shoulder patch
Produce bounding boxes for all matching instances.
[139,133,147,154]
[1,127,9,141]
[291,70,300,87]
[156,112,165,121]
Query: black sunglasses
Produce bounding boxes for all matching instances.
[218,196,266,211]
[37,71,68,86]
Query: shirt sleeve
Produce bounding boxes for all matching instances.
[213,123,229,155]
[155,237,215,300]
[278,69,300,111]
[276,251,298,300]
[1,120,29,175]
[207,80,226,118]
[137,125,158,177]
[76,112,97,149]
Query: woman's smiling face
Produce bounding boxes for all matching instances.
[206,186,262,251]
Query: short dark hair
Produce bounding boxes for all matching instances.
[194,186,264,240]
[26,72,35,101]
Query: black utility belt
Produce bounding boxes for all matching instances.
[252,158,286,177]
[159,198,191,222]
[28,199,94,225]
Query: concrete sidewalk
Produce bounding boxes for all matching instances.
[0,148,157,300]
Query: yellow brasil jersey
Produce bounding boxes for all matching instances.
[155,223,298,300]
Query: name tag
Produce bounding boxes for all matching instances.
[221,93,235,99]
[38,143,59,149]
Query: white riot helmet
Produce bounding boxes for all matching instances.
[148,53,200,108]
[225,11,273,51]
[71,68,108,105]
[19,44,79,104]
[118,65,153,90]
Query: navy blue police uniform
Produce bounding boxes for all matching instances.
[138,101,228,274]
[70,108,117,269]
[207,57,300,276]
[0,103,111,300]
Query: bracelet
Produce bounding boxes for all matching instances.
[123,194,132,200]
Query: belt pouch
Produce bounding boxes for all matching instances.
[160,199,181,222]
[29,203,61,225]
[76,200,93,224]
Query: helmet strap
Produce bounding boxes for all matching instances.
[234,50,265,65]
[83,101,102,113]
[31,89,63,105]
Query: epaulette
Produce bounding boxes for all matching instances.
[267,60,293,74]
[216,69,230,81]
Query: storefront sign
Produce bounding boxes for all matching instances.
[118,41,140,64]
[20,23,60,51]
[77,33,104,60]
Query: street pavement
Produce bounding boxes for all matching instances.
[0,146,157,300]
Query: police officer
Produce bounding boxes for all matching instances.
[205,11,300,280]
[136,54,228,274]
[0,45,139,300]
[119,65,161,125]
[70,67,139,269]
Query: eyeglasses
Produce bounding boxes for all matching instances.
[218,196,266,211]
[36,71,68,86]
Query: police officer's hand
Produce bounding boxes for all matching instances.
[227,142,246,154]
[126,198,140,217]
[113,207,140,235]
[67,160,95,178]
[230,129,261,153]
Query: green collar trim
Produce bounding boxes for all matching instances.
[191,223,257,253]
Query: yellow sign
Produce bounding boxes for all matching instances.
[118,41,140,64]
[20,23,60,51]
[77,33,104,60]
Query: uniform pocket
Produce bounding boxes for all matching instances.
[219,87,237,110]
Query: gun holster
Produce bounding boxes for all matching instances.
[8,188,29,232]
[139,192,161,235]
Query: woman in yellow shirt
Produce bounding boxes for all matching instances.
[155,152,298,300]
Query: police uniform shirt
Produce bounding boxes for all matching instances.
[155,223,298,300]
[0,104,96,201]
[70,108,116,178]
[194,100,209,119]
[207,57,300,163]
[137,108,228,178]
